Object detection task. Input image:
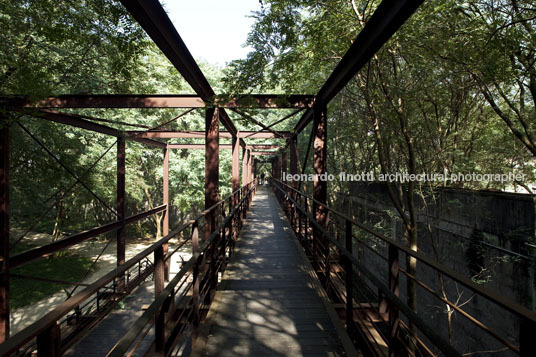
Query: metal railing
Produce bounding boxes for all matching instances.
[271,179,536,357]
[106,180,257,356]
[0,180,257,356]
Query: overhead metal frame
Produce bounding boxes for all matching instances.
[4,94,313,109]
[126,130,292,139]
[0,0,428,350]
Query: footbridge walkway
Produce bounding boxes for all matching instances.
[2,0,536,356]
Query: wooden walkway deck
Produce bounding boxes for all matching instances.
[193,186,354,357]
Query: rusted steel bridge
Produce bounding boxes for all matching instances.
[1,0,536,356]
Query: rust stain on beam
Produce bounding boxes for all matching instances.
[169,144,232,150]
[24,95,205,109]
[217,94,313,108]
[251,151,279,156]
[4,94,313,109]
[127,131,292,139]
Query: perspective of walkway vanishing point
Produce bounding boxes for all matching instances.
[192,187,351,356]
[1,0,536,356]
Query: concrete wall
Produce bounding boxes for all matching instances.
[334,183,536,355]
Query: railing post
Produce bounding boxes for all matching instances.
[324,214,331,291]
[299,200,304,242]
[520,318,536,356]
[345,219,353,331]
[154,245,165,352]
[206,229,219,305]
[36,322,60,357]
[304,197,309,253]
[313,103,328,271]
[116,137,126,291]
[388,244,400,355]
[0,123,9,342]
[192,222,200,340]
[163,145,169,281]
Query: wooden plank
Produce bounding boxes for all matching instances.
[192,187,356,357]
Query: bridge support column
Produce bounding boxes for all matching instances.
[241,147,248,187]
[205,108,219,305]
[289,136,298,185]
[163,145,169,280]
[232,135,240,204]
[281,151,287,183]
[248,150,253,183]
[313,103,328,274]
[0,124,9,342]
[116,137,126,290]
[205,108,219,239]
[290,137,299,233]
[253,159,258,180]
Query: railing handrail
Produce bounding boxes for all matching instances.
[0,180,257,355]
[107,181,258,356]
[272,178,536,324]
[271,180,460,356]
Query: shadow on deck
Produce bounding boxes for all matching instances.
[192,186,356,356]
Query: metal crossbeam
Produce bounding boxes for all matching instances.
[127,130,292,139]
[5,94,313,109]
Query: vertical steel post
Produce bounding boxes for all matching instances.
[192,222,200,339]
[388,244,400,355]
[232,135,240,206]
[253,159,258,180]
[154,245,165,353]
[345,219,353,331]
[281,151,287,183]
[313,104,328,270]
[289,136,298,182]
[163,145,169,281]
[520,318,536,356]
[0,124,9,342]
[116,137,126,290]
[36,322,60,357]
[290,136,299,231]
[205,108,219,239]
[271,158,275,181]
[247,149,252,183]
[205,108,219,304]
[241,147,247,187]
[274,156,281,200]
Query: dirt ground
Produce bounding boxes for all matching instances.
[9,228,192,334]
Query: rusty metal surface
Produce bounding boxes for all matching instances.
[0,125,9,342]
[205,108,219,241]
[9,94,312,109]
[232,137,240,199]
[23,109,166,148]
[272,179,536,356]
[9,205,166,269]
[0,182,257,356]
[127,130,293,139]
[271,180,459,356]
[107,183,257,356]
[116,138,126,270]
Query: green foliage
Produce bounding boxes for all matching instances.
[5,2,239,246]
[226,0,536,194]
[0,0,147,98]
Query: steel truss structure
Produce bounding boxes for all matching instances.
[2,0,535,356]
